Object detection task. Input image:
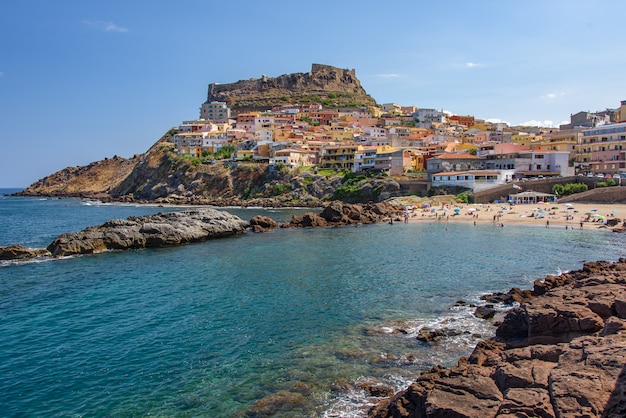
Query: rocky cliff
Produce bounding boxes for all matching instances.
[206,64,377,110]
[17,155,139,198]
[370,260,626,418]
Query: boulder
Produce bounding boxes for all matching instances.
[370,259,626,418]
[474,305,496,320]
[46,209,249,257]
[249,215,278,232]
[0,244,50,261]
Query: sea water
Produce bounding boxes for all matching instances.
[1,190,624,417]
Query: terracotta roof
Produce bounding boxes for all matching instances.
[433,153,482,159]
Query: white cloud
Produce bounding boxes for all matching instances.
[83,20,128,33]
[542,92,565,100]
[519,120,555,128]
[443,110,453,116]
[375,73,401,78]
[466,62,485,69]
[486,118,510,125]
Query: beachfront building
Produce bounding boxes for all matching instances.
[431,170,511,192]
[319,144,358,170]
[352,146,378,172]
[576,122,626,176]
[426,153,485,176]
[374,146,407,175]
[480,145,572,178]
[508,191,557,205]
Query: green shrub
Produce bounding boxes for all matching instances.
[552,182,588,196]
[214,145,234,160]
[272,183,292,196]
[317,169,336,177]
[456,192,470,203]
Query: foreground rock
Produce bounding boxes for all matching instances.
[47,209,249,257]
[0,245,50,261]
[370,259,626,418]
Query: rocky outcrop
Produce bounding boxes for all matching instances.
[0,245,50,260]
[16,155,139,198]
[249,215,279,233]
[290,201,404,227]
[248,201,404,232]
[206,63,377,110]
[370,259,626,418]
[46,209,249,257]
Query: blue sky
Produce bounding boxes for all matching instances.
[1,0,625,188]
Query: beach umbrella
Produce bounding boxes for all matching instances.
[567,207,575,210]
[591,208,598,212]
[564,203,573,207]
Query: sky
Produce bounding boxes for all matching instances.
[1,0,625,188]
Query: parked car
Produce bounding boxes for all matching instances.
[596,173,605,178]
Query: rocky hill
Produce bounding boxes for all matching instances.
[17,130,400,206]
[17,154,139,198]
[205,64,377,110]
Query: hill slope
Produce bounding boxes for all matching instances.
[18,130,401,206]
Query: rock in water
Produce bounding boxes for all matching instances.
[0,245,50,261]
[47,209,249,257]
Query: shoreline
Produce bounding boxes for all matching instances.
[404,201,626,230]
[370,259,626,417]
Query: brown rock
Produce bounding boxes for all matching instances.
[244,390,307,417]
[497,387,554,418]
[0,245,50,261]
[371,260,626,418]
[475,305,496,320]
[550,334,626,417]
[355,377,396,398]
[250,215,278,230]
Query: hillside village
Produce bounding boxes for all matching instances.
[172,79,626,195]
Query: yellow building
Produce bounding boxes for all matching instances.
[320,144,358,170]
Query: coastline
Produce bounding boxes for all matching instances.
[370,259,626,417]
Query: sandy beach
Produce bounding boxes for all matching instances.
[406,201,626,229]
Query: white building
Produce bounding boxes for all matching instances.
[431,170,514,192]
[413,108,446,129]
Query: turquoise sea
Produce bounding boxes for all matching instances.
[1,189,625,417]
